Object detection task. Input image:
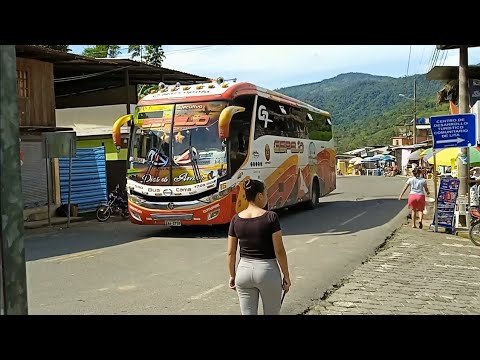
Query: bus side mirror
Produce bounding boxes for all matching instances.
[113,114,133,147]
[218,106,245,140]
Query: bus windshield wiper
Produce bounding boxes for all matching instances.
[143,129,168,184]
[189,146,202,183]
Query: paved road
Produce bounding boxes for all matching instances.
[25,176,408,315]
[308,221,480,315]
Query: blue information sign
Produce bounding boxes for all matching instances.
[430,113,477,150]
[433,177,460,230]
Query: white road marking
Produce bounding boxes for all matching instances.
[287,248,297,254]
[117,285,136,291]
[306,237,319,244]
[339,211,367,226]
[98,288,109,292]
[45,250,104,263]
[189,284,225,300]
[306,228,336,244]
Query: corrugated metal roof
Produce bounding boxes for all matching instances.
[436,45,480,50]
[427,66,480,81]
[15,45,210,98]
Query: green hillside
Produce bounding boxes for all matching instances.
[276,73,449,152]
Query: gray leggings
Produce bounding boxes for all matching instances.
[235,258,283,315]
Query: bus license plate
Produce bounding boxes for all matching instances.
[165,220,181,226]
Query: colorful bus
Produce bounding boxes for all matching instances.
[112,79,336,226]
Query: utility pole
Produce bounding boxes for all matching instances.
[0,45,28,315]
[458,46,469,205]
[413,78,417,144]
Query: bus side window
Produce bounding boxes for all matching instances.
[254,98,306,139]
[308,112,333,141]
[229,113,251,175]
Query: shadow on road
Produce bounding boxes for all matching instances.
[278,198,408,236]
[25,196,408,262]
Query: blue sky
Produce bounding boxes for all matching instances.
[70,45,480,90]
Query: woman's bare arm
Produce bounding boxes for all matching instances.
[399,183,409,200]
[227,236,238,279]
[272,231,289,277]
[423,182,431,196]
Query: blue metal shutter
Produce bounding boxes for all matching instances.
[59,146,107,213]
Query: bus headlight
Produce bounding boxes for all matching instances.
[130,211,142,222]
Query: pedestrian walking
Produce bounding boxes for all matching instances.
[227,179,291,315]
[398,168,431,229]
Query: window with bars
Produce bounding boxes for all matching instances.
[17,69,29,98]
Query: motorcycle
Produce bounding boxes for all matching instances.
[96,185,130,222]
[468,207,480,246]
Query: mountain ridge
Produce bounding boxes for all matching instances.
[276,71,447,152]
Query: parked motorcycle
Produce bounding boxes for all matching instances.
[96,185,129,222]
[468,207,480,246]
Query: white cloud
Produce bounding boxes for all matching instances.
[71,45,480,89]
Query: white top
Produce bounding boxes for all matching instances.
[407,176,426,195]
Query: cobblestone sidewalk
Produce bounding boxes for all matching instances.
[308,221,480,315]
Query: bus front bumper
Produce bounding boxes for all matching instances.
[127,196,234,226]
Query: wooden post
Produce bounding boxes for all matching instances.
[52,158,61,205]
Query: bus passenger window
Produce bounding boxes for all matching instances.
[229,114,251,175]
[308,113,333,141]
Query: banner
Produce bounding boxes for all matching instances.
[434,176,460,230]
[470,79,480,108]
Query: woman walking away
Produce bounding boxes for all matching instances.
[399,168,431,229]
[227,179,291,315]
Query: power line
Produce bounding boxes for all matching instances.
[77,45,226,58]
[54,66,130,83]
[426,45,437,73]
[440,49,450,66]
[431,48,440,73]
[426,47,446,99]
[416,45,426,75]
[165,45,224,54]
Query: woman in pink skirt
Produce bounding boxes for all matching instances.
[399,168,431,228]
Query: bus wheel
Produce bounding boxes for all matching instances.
[306,180,320,210]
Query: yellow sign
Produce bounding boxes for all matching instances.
[137,104,174,113]
[134,104,174,127]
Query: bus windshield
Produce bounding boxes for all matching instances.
[129,101,229,187]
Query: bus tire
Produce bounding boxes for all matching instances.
[306,179,320,210]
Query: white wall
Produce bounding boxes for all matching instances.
[56,104,136,129]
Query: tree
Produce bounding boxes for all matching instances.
[144,45,165,67]
[129,45,166,99]
[82,45,121,58]
[38,45,71,52]
[128,45,142,59]
[128,45,165,67]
